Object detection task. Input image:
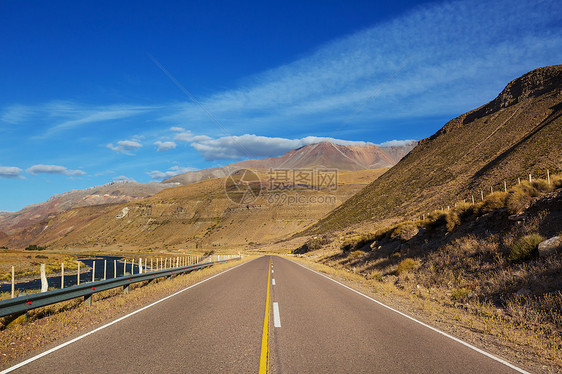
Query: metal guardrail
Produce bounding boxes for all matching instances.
[0,257,240,319]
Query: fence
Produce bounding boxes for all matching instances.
[0,255,240,319]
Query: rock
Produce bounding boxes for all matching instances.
[538,236,561,257]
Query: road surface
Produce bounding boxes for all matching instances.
[2,256,527,373]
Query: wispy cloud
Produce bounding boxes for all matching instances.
[26,164,86,176]
[107,140,143,155]
[113,175,136,182]
[147,166,196,180]
[154,141,177,152]
[377,139,417,147]
[0,101,156,137]
[0,166,24,179]
[162,0,562,135]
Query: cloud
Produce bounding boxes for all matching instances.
[377,139,417,147]
[147,166,196,180]
[154,141,177,152]
[26,164,86,176]
[162,0,562,135]
[189,134,374,161]
[173,130,212,142]
[113,175,136,182]
[107,140,143,154]
[170,127,185,132]
[0,166,23,178]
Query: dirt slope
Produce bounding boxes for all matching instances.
[310,65,562,233]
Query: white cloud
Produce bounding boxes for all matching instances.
[0,166,23,178]
[170,127,185,132]
[154,141,177,152]
[107,140,143,155]
[113,175,136,182]
[161,0,562,134]
[174,130,212,142]
[377,139,417,147]
[189,134,374,161]
[147,166,196,180]
[26,164,86,176]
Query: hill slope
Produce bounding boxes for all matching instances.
[311,65,562,233]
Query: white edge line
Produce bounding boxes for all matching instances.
[273,302,281,328]
[1,258,257,374]
[288,259,530,374]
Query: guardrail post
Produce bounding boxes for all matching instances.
[61,263,64,289]
[84,294,92,306]
[40,264,48,292]
[11,266,15,298]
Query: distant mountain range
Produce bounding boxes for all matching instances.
[310,64,562,233]
[163,141,416,185]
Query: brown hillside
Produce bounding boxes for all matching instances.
[310,65,562,233]
[0,169,387,250]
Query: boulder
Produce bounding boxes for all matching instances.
[538,236,561,257]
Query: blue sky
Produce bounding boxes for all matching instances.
[0,0,561,211]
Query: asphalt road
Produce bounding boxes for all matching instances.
[3,256,526,373]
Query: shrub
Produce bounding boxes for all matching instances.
[424,211,448,231]
[390,221,419,241]
[349,250,364,258]
[506,188,532,214]
[341,232,375,251]
[479,191,508,213]
[369,272,383,282]
[509,233,545,262]
[25,244,47,251]
[551,174,562,189]
[396,258,418,275]
[531,179,552,193]
[451,287,472,301]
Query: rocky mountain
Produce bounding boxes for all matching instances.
[310,65,562,233]
[0,181,178,235]
[163,141,416,185]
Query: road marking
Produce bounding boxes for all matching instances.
[259,258,272,374]
[273,302,281,328]
[272,279,276,286]
[271,269,274,273]
[289,259,531,374]
[0,258,256,374]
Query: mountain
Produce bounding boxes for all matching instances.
[0,169,387,250]
[0,181,178,235]
[310,65,562,233]
[163,141,416,185]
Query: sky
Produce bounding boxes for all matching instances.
[0,0,561,211]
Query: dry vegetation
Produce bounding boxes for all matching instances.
[294,176,562,372]
[0,250,82,283]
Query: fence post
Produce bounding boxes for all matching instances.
[529,174,532,182]
[504,181,507,192]
[471,195,475,204]
[139,258,143,274]
[11,266,15,298]
[151,258,153,272]
[61,263,64,289]
[131,259,135,275]
[124,259,127,275]
[490,186,493,193]
[104,260,107,280]
[92,261,96,282]
[77,261,81,285]
[114,260,117,278]
[547,169,550,184]
[40,264,48,292]
[480,190,484,201]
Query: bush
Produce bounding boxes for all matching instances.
[531,179,552,193]
[551,174,562,189]
[25,244,47,251]
[451,287,472,301]
[341,232,375,251]
[506,189,532,214]
[349,250,365,258]
[424,211,448,231]
[509,233,545,262]
[479,191,508,213]
[390,221,419,241]
[396,258,418,275]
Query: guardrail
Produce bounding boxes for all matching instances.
[0,257,240,319]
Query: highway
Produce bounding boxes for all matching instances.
[2,256,527,373]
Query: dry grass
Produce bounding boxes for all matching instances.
[0,250,83,282]
[508,233,545,262]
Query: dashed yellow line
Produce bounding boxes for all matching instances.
[259,257,272,374]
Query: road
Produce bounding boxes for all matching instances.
[2,256,527,373]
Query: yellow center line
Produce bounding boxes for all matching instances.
[259,257,272,374]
